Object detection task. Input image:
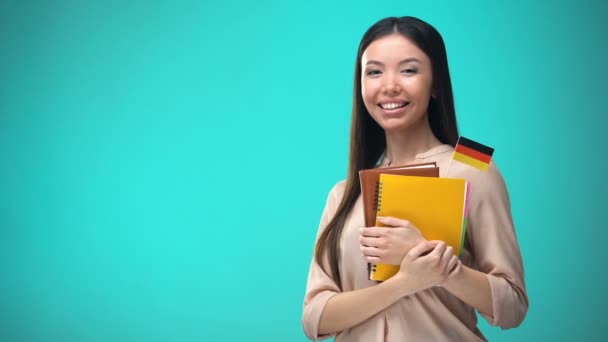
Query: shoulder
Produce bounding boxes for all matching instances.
[327,179,347,205]
[315,180,348,235]
[466,162,507,192]
[451,161,511,208]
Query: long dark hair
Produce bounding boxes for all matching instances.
[314,16,460,288]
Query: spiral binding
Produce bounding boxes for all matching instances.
[373,181,383,212]
[371,180,384,274]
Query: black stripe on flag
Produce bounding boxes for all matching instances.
[458,137,494,156]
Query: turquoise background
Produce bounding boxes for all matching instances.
[1,0,606,341]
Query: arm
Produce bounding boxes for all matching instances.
[303,184,450,340]
[302,182,410,339]
[441,265,492,316]
[317,273,412,336]
[359,216,495,316]
[315,240,459,338]
[445,163,528,328]
[302,182,345,340]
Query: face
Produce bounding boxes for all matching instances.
[361,34,434,133]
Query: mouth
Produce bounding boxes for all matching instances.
[378,101,410,113]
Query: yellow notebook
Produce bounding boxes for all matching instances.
[370,174,469,281]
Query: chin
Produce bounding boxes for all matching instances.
[378,120,412,132]
[377,114,426,133]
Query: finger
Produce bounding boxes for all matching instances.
[441,246,454,266]
[359,236,380,248]
[366,256,382,264]
[448,259,462,279]
[407,241,436,258]
[419,240,439,256]
[360,246,381,258]
[360,227,385,238]
[428,241,446,260]
[446,254,458,274]
[377,216,410,228]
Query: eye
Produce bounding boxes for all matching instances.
[401,68,418,75]
[366,69,382,76]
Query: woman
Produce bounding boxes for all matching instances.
[302,16,528,341]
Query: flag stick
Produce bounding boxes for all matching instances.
[446,154,454,177]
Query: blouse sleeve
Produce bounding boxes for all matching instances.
[467,162,529,329]
[302,181,345,341]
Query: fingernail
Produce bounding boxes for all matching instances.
[378,216,386,221]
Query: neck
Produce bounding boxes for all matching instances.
[383,116,442,166]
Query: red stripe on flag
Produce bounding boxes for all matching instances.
[455,144,492,163]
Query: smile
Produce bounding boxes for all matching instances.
[379,102,409,110]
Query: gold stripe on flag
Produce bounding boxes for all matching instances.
[453,152,490,171]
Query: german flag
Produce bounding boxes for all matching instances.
[453,137,494,171]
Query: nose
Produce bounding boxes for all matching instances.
[381,74,401,96]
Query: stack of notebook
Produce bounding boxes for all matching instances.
[359,163,470,281]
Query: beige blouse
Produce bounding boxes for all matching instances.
[302,145,528,341]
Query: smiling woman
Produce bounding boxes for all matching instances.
[301,16,528,341]
[361,36,434,136]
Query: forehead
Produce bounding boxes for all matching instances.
[361,34,429,64]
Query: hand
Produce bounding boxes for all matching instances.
[359,216,425,265]
[397,240,462,291]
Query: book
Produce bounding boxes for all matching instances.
[370,174,470,281]
[359,162,439,228]
[359,162,439,278]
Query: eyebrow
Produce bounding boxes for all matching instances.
[365,58,422,66]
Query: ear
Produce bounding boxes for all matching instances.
[431,84,438,99]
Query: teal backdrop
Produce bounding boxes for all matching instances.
[1,0,606,341]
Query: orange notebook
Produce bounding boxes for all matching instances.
[370,174,470,281]
[358,162,438,228]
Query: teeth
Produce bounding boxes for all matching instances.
[380,102,406,110]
